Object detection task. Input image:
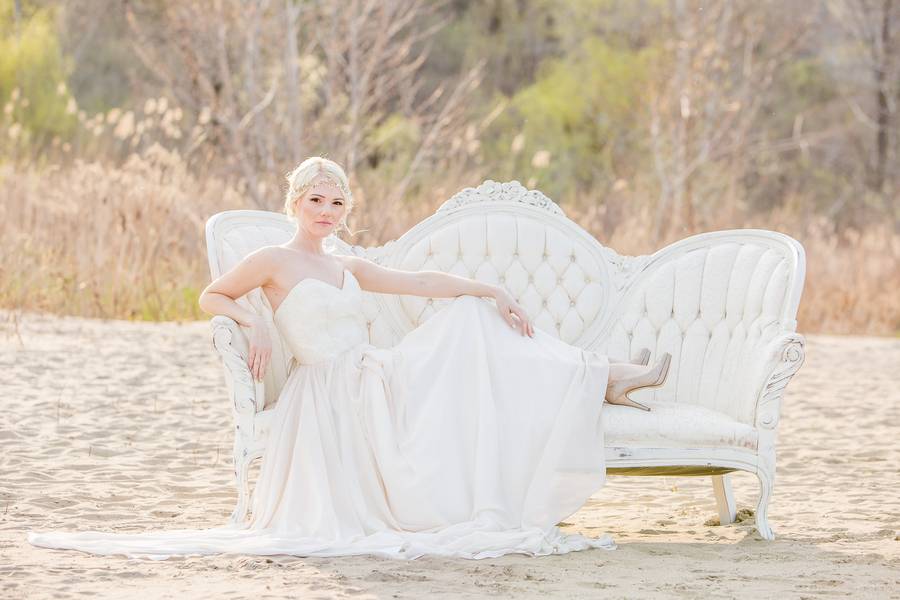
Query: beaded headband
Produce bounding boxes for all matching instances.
[289,172,353,207]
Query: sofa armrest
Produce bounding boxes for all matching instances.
[751,332,806,431]
[210,315,263,415]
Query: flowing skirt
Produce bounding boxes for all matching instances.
[28,295,614,559]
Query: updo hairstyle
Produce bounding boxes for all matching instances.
[283,157,354,231]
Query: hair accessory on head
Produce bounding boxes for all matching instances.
[289,171,352,205]
[283,157,354,231]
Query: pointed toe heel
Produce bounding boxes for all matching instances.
[605,352,672,411]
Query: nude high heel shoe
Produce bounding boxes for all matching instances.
[605,352,672,411]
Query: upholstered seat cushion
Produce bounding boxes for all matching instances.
[255,399,759,451]
[602,401,758,450]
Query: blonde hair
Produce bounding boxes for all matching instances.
[283,157,355,233]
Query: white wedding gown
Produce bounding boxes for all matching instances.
[28,268,615,560]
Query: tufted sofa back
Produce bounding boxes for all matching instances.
[356,181,614,349]
[597,231,805,423]
[206,181,805,421]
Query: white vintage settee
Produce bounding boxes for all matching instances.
[204,180,806,540]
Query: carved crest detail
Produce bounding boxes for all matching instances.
[437,180,566,217]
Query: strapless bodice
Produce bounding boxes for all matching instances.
[272,268,369,365]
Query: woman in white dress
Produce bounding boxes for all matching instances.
[28,157,671,560]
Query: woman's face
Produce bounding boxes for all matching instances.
[294,177,349,237]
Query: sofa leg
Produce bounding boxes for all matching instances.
[755,467,775,540]
[711,475,736,524]
[229,446,251,525]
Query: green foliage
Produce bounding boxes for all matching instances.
[431,0,564,94]
[483,38,658,199]
[785,59,837,103]
[0,3,76,141]
[366,114,421,170]
[133,284,206,321]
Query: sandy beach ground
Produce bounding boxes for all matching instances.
[1,311,898,599]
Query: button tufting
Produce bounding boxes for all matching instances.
[542,299,547,306]
[570,300,575,307]
[570,254,576,262]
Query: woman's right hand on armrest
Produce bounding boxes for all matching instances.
[247,315,273,382]
[198,247,278,382]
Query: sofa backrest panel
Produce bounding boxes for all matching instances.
[381,208,612,347]
[602,232,803,423]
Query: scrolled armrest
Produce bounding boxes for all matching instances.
[210,315,263,415]
[752,331,806,430]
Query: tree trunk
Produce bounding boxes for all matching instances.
[284,0,304,161]
[871,0,893,194]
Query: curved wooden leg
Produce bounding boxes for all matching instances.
[712,474,736,524]
[229,442,251,525]
[755,465,775,540]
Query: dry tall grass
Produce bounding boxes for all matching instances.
[791,218,899,335]
[2,156,897,335]
[1,145,243,321]
[567,202,900,336]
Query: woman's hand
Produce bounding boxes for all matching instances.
[493,286,534,337]
[246,315,273,381]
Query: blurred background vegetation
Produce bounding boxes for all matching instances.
[0,0,897,334]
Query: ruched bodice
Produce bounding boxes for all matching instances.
[272,268,369,365]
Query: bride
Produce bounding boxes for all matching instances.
[28,156,672,560]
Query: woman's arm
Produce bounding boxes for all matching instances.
[199,247,275,326]
[347,256,497,299]
[199,247,276,380]
[345,256,534,337]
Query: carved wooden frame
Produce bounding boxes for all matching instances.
[204,179,807,539]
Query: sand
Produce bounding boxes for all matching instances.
[1,310,898,599]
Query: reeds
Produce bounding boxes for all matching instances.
[1,87,896,334]
[566,201,900,336]
[2,155,897,335]
[1,146,244,321]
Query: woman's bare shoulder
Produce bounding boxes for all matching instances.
[240,245,303,282]
[234,245,279,272]
[253,244,301,267]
